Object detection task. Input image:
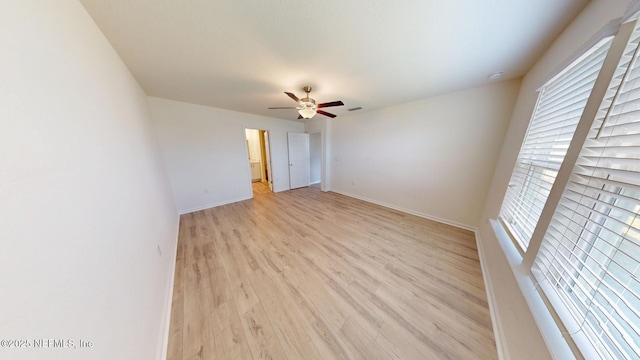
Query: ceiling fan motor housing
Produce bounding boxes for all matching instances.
[299,87,317,109]
[299,97,317,109]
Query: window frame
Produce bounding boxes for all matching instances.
[494,14,640,360]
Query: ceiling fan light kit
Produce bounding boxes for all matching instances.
[269,86,344,119]
[297,86,318,118]
[298,107,317,119]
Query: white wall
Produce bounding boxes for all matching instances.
[309,132,322,184]
[0,1,179,360]
[477,0,634,358]
[329,80,521,229]
[149,97,305,213]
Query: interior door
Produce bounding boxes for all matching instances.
[263,131,273,191]
[287,132,310,189]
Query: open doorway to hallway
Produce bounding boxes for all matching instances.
[309,132,321,186]
[245,128,273,196]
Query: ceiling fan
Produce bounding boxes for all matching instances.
[268,86,344,119]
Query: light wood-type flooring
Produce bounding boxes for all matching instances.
[252,181,271,196]
[167,185,497,359]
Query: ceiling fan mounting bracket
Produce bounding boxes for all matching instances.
[302,86,312,93]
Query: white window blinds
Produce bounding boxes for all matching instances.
[533,27,640,359]
[499,40,614,250]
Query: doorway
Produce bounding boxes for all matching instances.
[245,128,273,195]
[309,132,321,186]
[287,132,310,189]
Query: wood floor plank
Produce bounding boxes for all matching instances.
[375,281,496,359]
[241,302,289,360]
[338,317,391,360]
[168,185,497,359]
[182,258,218,358]
[249,269,324,360]
[271,264,352,360]
[216,228,260,315]
[347,279,446,360]
[211,301,253,359]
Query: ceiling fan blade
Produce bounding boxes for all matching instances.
[285,92,300,103]
[268,107,297,109]
[317,100,344,108]
[317,110,337,118]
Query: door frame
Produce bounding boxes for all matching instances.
[262,130,274,191]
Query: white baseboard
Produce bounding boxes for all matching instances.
[310,180,321,185]
[329,189,476,232]
[474,231,509,360]
[178,195,253,215]
[158,219,180,360]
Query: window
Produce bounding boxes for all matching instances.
[499,40,613,250]
[532,22,640,359]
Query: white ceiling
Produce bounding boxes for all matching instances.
[79,0,589,121]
